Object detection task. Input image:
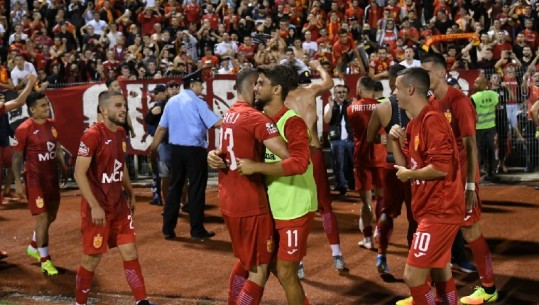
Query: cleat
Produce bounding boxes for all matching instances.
[26,247,40,262]
[41,260,59,276]
[297,262,305,280]
[333,255,348,272]
[452,260,477,273]
[460,286,498,304]
[358,237,374,250]
[136,300,157,305]
[376,254,390,274]
[396,296,413,305]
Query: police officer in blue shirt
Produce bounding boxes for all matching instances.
[151,70,221,240]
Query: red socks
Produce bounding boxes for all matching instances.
[321,211,340,245]
[376,217,393,254]
[410,282,436,305]
[434,278,458,305]
[468,235,495,287]
[75,265,94,305]
[123,259,147,302]
[236,280,263,305]
[229,261,248,305]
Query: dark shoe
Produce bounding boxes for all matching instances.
[190,231,215,240]
[180,203,189,213]
[163,233,176,240]
[149,197,163,206]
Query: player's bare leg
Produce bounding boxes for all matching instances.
[275,259,307,305]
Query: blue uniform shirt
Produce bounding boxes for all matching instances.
[159,89,220,148]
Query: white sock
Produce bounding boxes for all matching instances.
[330,244,342,256]
[38,246,49,261]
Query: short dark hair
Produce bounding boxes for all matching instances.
[358,76,376,91]
[389,64,406,79]
[257,64,296,101]
[26,92,46,109]
[421,52,446,70]
[397,67,430,97]
[235,67,258,96]
[98,90,124,109]
[105,77,117,88]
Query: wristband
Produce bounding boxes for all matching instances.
[465,182,475,191]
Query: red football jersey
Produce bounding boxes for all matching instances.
[403,105,465,224]
[77,122,128,218]
[218,102,279,217]
[347,98,379,162]
[13,118,60,181]
[436,86,479,184]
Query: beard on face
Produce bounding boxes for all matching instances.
[253,98,267,111]
[108,114,125,126]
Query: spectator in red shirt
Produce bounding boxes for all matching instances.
[332,29,361,78]
[399,18,420,48]
[183,1,201,25]
[201,4,220,31]
[369,46,394,81]
[345,0,364,22]
[302,13,322,41]
[138,7,163,36]
[237,35,257,63]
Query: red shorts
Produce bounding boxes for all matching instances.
[406,220,460,269]
[81,213,136,255]
[274,213,314,262]
[223,213,276,271]
[25,174,60,215]
[463,185,482,227]
[1,146,12,167]
[311,148,332,213]
[381,166,412,218]
[354,166,384,191]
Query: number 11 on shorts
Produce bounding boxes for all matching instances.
[287,229,298,248]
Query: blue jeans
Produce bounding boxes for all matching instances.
[330,139,355,191]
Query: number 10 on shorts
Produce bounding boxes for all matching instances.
[413,231,431,257]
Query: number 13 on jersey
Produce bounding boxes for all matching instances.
[220,128,238,170]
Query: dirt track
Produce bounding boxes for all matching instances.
[1,184,539,305]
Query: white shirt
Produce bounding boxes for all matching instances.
[399,59,421,68]
[11,62,37,86]
[85,19,107,35]
[214,41,238,57]
[8,32,28,45]
[302,41,318,58]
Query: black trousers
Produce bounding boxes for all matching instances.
[162,145,208,237]
[477,127,497,176]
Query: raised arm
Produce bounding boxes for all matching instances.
[307,60,334,97]
[3,74,37,112]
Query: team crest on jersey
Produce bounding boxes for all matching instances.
[122,141,127,153]
[444,110,452,123]
[414,136,420,151]
[93,234,103,249]
[266,122,277,135]
[78,141,89,156]
[35,196,44,208]
[267,237,274,253]
[51,127,58,138]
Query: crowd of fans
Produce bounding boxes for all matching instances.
[0,0,538,171]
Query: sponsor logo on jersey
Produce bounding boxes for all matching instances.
[78,141,89,156]
[266,122,277,134]
[36,196,44,208]
[93,234,103,249]
[414,252,426,258]
[38,141,56,161]
[287,249,299,255]
[265,152,276,160]
[105,139,112,144]
[101,159,123,183]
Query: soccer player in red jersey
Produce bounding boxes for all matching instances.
[74,91,153,305]
[209,67,289,305]
[0,74,37,261]
[12,90,68,276]
[390,67,464,305]
[347,77,385,250]
[283,60,348,273]
[366,64,417,275]
[422,53,498,304]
